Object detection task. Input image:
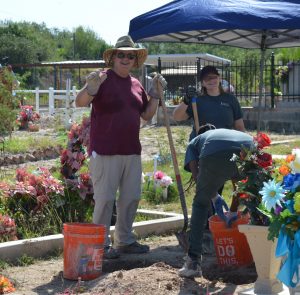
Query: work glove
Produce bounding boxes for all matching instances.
[226,212,238,227]
[148,74,167,100]
[183,85,197,105]
[85,70,107,96]
[213,194,229,223]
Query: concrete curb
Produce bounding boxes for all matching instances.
[0,209,187,262]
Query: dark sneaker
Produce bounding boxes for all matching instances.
[117,241,150,254]
[178,256,202,278]
[103,246,120,259]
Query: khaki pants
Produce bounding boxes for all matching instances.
[90,154,142,247]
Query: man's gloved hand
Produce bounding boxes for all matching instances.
[85,70,107,96]
[226,212,238,227]
[183,85,197,105]
[148,74,167,100]
[213,194,229,223]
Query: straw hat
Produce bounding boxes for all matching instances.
[103,35,148,69]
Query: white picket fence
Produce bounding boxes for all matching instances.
[14,82,79,115]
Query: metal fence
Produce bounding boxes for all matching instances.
[145,53,300,108]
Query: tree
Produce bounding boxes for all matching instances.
[0,66,18,136]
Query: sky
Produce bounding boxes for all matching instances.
[0,0,171,45]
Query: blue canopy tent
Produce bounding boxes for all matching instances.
[129,0,300,131]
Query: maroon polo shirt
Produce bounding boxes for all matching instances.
[89,69,148,156]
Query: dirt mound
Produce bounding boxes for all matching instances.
[5,235,256,294]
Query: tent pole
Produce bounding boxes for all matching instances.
[257,33,267,133]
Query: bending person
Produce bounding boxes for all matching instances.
[178,127,254,278]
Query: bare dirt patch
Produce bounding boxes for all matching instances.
[4,235,257,295]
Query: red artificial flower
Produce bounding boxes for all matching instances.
[237,192,249,199]
[256,152,273,168]
[241,177,248,183]
[254,132,271,149]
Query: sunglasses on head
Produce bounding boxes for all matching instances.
[116,52,136,60]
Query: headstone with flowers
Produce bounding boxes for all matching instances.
[142,169,176,204]
[154,171,173,201]
[16,105,40,131]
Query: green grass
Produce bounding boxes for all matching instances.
[1,125,300,239]
[267,140,300,155]
[4,134,64,154]
[17,254,35,266]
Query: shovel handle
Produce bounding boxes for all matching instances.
[191,97,200,134]
[158,81,188,231]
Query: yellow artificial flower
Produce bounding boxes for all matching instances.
[294,192,300,213]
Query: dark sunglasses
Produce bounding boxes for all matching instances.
[116,52,136,60]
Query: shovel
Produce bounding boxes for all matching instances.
[157,80,189,253]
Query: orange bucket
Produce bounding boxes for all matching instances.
[63,223,106,280]
[208,214,253,267]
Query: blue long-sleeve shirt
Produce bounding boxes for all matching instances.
[184,129,254,172]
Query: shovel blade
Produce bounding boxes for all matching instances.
[175,230,189,253]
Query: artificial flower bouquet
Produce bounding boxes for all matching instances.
[259,148,300,288]
[0,275,15,294]
[153,170,173,189]
[233,132,273,225]
[16,105,40,130]
[142,170,176,203]
[233,132,300,287]
[260,148,300,241]
[0,214,17,242]
[60,119,90,179]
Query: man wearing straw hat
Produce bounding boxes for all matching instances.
[76,35,166,259]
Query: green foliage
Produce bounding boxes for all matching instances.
[275,47,300,62]
[145,42,262,61]
[17,254,35,266]
[58,187,94,223]
[0,259,10,270]
[0,21,110,88]
[267,140,300,155]
[0,22,56,65]
[4,135,60,154]
[0,66,19,136]
[13,209,62,240]
[0,105,17,136]
[134,213,153,222]
[142,182,178,205]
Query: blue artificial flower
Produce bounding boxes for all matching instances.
[259,179,286,211]
[285,199,295,214]
[283,173,300,192]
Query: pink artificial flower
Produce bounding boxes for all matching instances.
[160,175,173,187]
[154,171,165,180]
